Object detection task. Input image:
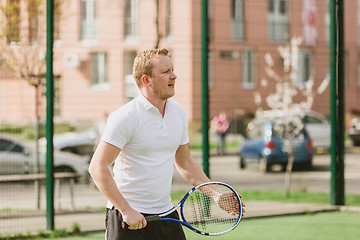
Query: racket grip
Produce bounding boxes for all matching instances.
[145,215,161,222]
[122,215,161,229]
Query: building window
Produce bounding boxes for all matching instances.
[80,0,97,41]
[165,0,171,37]
[268,0,288,42]
[231,0,245,42]
[124,51,138,102]
[27,0,39,43]
[124,0,138,39]
[54,77,61,117]
[208,51,214,89]
[54,0,63,41]
[5,0,21,43]
[358,0,360,45]
[358,54,360,87]
[208,0,213,40]
[241,50,256,89]
[325,0,330,44]
[344,52,347,88]
[90,52,108,87]
[295,51,312,88]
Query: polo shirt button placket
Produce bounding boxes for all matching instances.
[160,117,167,136]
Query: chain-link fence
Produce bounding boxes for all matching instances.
[1,0,359,237]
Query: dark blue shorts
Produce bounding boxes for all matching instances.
[105,207,186,240]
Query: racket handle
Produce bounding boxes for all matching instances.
[145,215,161,222]
[122,215,161,229]
[121,221,128,229]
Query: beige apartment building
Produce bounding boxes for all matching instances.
[1,0,360,126]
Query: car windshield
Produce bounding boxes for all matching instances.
[272,122,308,138]
[0,139,24,153]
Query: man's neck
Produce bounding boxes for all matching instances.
[141,91,167,117]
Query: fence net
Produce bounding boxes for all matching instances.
[0,0,359,237]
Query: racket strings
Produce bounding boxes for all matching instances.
[191,190,207,230]
[183,184,240,234]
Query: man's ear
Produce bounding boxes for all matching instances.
[141,75,151,86]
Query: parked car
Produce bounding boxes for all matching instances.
[302,111,331,152]
[239,120,314,173]
[0,134,89,183]
[347,117,360,146]
[255,110,330,153]
[39,127,98,157]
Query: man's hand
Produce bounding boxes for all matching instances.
[122,208,147,230]
[215,192,245,216]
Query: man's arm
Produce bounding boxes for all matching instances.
[174,144,211,187]
[88,141,146,230]
[175,144,245,215]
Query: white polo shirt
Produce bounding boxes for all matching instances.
[101,93,189,214]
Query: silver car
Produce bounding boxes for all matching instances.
[348,117,360,146]
[39,127,97,157]
[253,110,331,153]
[0,134,89,183]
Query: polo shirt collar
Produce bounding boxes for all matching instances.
[138,92,155,111]
[137,92,172,113]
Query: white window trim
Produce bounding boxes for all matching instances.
[268,0,288,42]
[242,50,256,89]
[295,51,313,89]
[90,52,108,90]
[124,0,138,40]
[231,0,245,42]
[80,0,97,41]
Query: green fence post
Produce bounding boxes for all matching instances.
[201,0,209,177]
[46,0,55,230]
[329,0,345,205]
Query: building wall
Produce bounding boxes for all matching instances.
[52,0,196,123]
[1,0,360,125]
[207,0,360,121]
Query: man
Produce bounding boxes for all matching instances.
[89,49,243,240]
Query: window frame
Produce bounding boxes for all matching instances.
[295,50,313,88]
[241,49,256,89]
[124,0,138,40]
[268,0,289,43]
[90,52,109,90]
[231,0,245,42]
[80,0,97,43]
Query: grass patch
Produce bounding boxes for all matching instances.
[240,190,360,206]
[28,211,360,240]
[170,190,360,206]
[183,211,360,240]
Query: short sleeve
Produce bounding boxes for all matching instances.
[101,108,133,149]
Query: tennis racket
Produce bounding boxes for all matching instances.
[123,181,242,236]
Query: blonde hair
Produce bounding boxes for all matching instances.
[133,48,170,87]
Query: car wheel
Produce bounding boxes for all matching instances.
[240,155,246,169]
[305,160,312,171]
[353,140,360,146]
[259,157,270,173]
[62,147,78,155]
[54,166,75,173]
[54,166,78,183]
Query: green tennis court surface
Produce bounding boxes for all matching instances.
[33,211,359,240]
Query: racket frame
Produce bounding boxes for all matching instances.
[146,181,242,236]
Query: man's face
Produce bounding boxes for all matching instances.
[147,54,177,100]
